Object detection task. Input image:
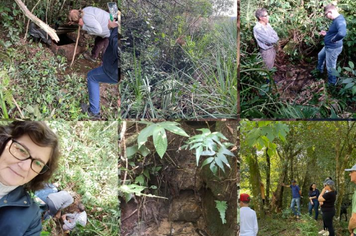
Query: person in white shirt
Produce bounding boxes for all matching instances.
[68,7,111,62]
[240,193,258,236]
[62,202,87,231]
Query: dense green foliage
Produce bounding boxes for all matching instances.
[120,0,237,119]
[240,121,356,235]
[43,121,118,236]
[0,1,117,119]
[240,0,356,118]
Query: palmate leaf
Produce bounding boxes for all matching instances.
[215,200,227,224]
[160,121,189,137]
[153,127,167,158]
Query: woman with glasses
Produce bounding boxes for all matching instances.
[0,121,60,236]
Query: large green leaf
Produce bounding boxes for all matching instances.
[153,127,167,158]
[126,145,138,158]
[137,123,157,148]
[160,121,189,137]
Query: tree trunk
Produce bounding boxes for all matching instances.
[247,148,264,218]
[271,151,289,213]
[266,148,271,206]
[14,0,59,42]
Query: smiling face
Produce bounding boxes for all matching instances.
[312,183,316,189]
[0,135,52,186]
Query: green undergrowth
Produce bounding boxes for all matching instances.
[0,3,117,120]
[120,18,237,119]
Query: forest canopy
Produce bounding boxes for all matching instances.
[240,120,356,235]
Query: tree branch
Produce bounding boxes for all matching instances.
[15,0,59,42]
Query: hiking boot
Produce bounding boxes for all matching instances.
[83,52,97,62]
[318,230,325,235]
[81,103,100,120]
[296,215,300,219]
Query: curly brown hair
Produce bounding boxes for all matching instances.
[0,121,60,192]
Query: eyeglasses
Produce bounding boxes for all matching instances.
[9,139,49,174]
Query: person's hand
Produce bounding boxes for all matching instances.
[78,18,84,27]
[108,19,118,29]
[319,30,327,36]
[61,215,66,221]
[281,183,285,186]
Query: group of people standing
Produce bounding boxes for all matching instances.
[253,4,347,86]
[281,178,336,236]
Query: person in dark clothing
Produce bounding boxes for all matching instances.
[316,4,347,85]
[308,183,320,220]
[0,121,60,236]
[318,179,337,236]
[81,19,119,119]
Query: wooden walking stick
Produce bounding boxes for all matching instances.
[70,25,81,67]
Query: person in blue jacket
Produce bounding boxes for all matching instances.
[81,18,118,119]
[316,4,347,85]
[0,121,60,236]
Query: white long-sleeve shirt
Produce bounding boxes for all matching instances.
[240,206,258,236]
[82,7,110,38]
[63,211,87,230]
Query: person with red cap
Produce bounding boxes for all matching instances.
[239,193,258,236]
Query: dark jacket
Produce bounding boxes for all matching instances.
[0,186,42,236]
[324,14,347,49]
[103,27,118,81]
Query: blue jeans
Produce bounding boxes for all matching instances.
[87,66,117,115]
[317,46,343,85]
[308,200,319,220]
[290,197,301,216]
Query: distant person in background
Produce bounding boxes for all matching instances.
[345,164,356,236]
[308,183,320,220]
[282,180,301,219]
[253,8,279,70]
[316,4,346,85]
[62,202,87,232]
[44,190,74,219]
[260,181,266,205]
[68,7,111,62]
[319,177,333,235]
[35,182,59,214]
[35,182,59,203]
[318,180,337,236]
[239,193,258,236]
